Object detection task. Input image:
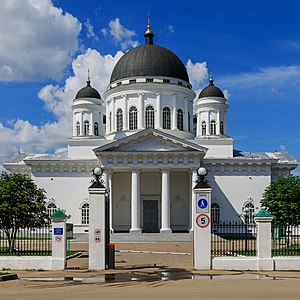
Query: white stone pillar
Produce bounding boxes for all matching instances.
[51,210,68,270]
[130,169,141,233]
[90,112,94,136]
[206,111,210,135]
[88,184,106,270]
[123,95,128,130]
[138,93,144,129]
[255,211,273,270]
[156,93,161,129]
[193,187,212,270]
[160,169,172,233]
[172,94,177,130]
[111,99,115,132]
[197,112,201,137]
[189,170,198,232]
[108,171,114,233]
[216,111,220,135]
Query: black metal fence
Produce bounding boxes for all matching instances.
[272,223,300,256]
[0,227,51,256]
[211,222,257,256]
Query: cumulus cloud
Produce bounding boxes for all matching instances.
[0,0,81,81]
[84,19,99,41]
[101,18,139,51]
[186,59,208,91]
[0,49,123,165]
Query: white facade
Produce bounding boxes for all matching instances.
[3,26,298,236]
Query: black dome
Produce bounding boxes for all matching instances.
[110,43,189,83]
[75,80,101,99]
[199,76,224,99]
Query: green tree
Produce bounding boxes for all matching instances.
[0,172,48,251]
[260,175,300,224]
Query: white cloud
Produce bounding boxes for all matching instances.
[186,59,208,91]
[168,25,175,33]
[0,48,123,166]
[0,0,81,81]
[85,19,99,41]
[101,18,139,51]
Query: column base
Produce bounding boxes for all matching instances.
[160,228,172,234]
[189,228,194,233]
[129,228,142,234]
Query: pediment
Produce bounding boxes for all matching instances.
[94,129,207,153]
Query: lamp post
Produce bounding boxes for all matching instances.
[195,166,209,188]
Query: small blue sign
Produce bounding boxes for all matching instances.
[54,228,63,235]
[198,198,208,209]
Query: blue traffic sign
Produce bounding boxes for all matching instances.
[198,198,208,209]
[54,228,63,235]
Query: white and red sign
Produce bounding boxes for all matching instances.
[94,228,101,243]
[55,235,62,242]
[196,214,210,228]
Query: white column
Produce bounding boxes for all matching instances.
[216,111,220,135]
[197,112,201,137]
[88,185,106,270]
[130,169,141,233]
[190,170,198,232]
[156,93,161,129]
[184,97,188,131]
[206,111,210,135]
[111,99,115,132]
[90,112,94,136]
[80,113,83,135]
[138,93,144,129]
[172,94,177,130]
[51,211,67,270]
[123,95,128,130]
[160,169,172,233]
[223,111,227,135]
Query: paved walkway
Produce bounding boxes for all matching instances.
[1,241,300,299]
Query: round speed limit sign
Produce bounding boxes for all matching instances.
[196,214,210,228]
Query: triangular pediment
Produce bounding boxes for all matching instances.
[94,129,207,153]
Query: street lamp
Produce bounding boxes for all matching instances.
[92,167,103,186]
[195,166,209,188]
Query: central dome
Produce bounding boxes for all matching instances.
[110,25,189,84]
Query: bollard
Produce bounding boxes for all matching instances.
[108,243,115,269]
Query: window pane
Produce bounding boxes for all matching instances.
[177,109,183,131]
[145,106,155,129]
[210,120,216,135]
[129,106,137,130]
[81,203,89,225]
[116,109,123,131]
[162,107,171,129]
[202,121,206,135]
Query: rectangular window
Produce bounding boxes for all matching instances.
[129,79,136,84]
[163,79,170,83]
[146,78,154,83]
[178,81,183,86]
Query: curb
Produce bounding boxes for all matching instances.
[0,274,18,281]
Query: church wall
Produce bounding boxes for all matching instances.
[170,171,189,231]
[140,171,161,195]
[112,172,131,232]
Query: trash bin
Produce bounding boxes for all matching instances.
[107,243,115,269]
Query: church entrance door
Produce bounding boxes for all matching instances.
[143,200,159,233]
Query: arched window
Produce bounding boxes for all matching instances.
[145,105,155,129]
[177,109,184,131]
[188,112,191,131]
[76,122,80,136]
[210,120,216,135]
[211,203,220,224]
[162,107,171,129]
[46,202,57,219]
[242,201,255,224]
[109,112,112,131]
[116,108,123,131]
[84,120,90,135]
[129,106,137,130]
[220,121,224,135]
[94,122,99,136]
[202,121,206,135]
[81,203,89,225]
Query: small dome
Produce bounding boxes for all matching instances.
[75,79,101,99]
[199,72,224,99]
[110,24,189,84]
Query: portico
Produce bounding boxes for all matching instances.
[94,128,207,234]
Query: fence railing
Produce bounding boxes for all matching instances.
[0,227,51,256]
[211,221,257,257]
[272,223,300,256]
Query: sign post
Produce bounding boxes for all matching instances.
[193,167,212,270]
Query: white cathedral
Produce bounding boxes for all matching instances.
[4,23,298,235]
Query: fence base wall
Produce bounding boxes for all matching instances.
[213,257,300,270]
[0,256,52,270]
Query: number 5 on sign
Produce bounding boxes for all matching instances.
[196,214,210,228]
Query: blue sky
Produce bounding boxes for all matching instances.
[0,0,300,174]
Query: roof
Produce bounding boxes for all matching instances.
[110,27,189,84]
[75,79,101,99]
[199,75,225,99]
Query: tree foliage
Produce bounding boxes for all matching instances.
[0,172,48,251]
[260,175,300,224]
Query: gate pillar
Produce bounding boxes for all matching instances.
[193,167,212,270]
